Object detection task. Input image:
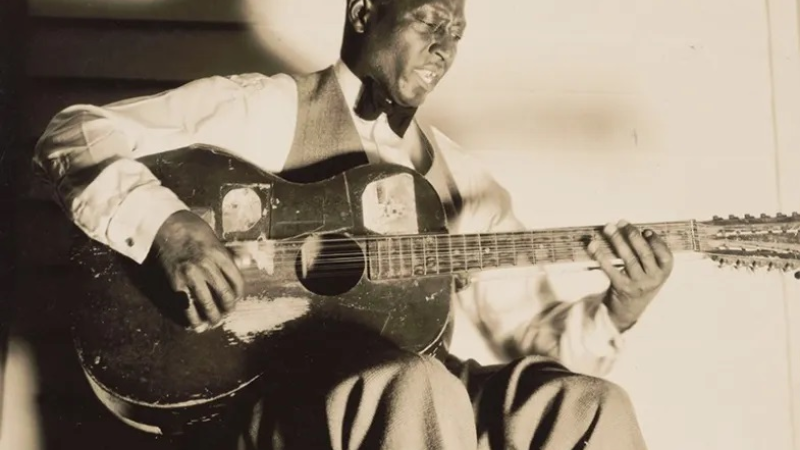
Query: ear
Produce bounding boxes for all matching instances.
[346,0,376,33]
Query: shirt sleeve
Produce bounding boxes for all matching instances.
[33,73,298,263]
[433,131,624,377]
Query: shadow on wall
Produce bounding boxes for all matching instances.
[28,0,346,74]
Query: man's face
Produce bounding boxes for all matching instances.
[356,0,467,107]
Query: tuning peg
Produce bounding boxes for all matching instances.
[729,214,738,220]
[760,213,769,218]
[792,212,799,218]
[713,215,722,221]
[777,212,786,218]
[744,214,754,220]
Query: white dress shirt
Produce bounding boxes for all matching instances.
[33,60,625,375]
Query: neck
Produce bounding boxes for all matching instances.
[363,220,698,280]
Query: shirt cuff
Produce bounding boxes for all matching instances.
[106,185,189,263]
[575,300,626,358]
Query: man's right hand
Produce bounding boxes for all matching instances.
[153,210,245,331]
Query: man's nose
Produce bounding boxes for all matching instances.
[431,34,458,64]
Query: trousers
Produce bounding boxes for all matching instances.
[174,324,647,450]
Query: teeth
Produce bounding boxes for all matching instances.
[416,70,437,84]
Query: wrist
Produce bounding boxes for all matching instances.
[106,185,189,264]
[603,290,638,332]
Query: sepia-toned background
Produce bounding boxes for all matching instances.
[2,0,800,449]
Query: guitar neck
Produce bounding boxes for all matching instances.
[366,220,698,280]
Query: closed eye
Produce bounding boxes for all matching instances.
[416,19,464,41]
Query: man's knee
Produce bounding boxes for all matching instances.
[506,358,637,420]
[558,374,634,412]
[377,353,453,388]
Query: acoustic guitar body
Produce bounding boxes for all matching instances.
[69,146,455,435]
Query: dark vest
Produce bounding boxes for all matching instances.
[279,66,463,223]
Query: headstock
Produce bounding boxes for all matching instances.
[695,212,800,274]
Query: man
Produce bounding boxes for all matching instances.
[33,0,673,448]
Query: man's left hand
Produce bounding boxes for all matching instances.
[587,219,674,331]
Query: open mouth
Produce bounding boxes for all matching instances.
[414,69,440,88]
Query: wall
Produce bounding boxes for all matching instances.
[3,1,799,449]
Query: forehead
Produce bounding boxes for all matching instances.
[394,0,466,22]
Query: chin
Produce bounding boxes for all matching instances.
[396,90,428,108]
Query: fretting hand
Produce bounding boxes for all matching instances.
[152,210,245,331]
[587,219,674,331]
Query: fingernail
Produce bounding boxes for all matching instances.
[643,229,654,237]
[587,241,599,253]
[603,223,617,235]
[617,219,630,228]
[192,323,209,333]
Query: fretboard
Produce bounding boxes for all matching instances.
[366,221,697,280]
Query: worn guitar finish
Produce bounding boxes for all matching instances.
[70,146,456,435]
[70,146,800,435]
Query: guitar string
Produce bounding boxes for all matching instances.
[230,237,698,262]
[221,216,799,248]
[228,235,697,255]
[233,238,699,272]
[224,223,699,248]
[229,236,697,261]
[237,250,779,275]
[224,222,790,268]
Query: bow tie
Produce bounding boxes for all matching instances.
[353,77,417,137]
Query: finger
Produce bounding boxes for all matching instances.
[603,221,645,279]
[586,240,629,287]
[205,262,238,313]
[172,280,203,330]
[645,230,675,271]
[186,297,208,332]
[216,251,245,300]
[186,267,223,325]
[621,222,659,273]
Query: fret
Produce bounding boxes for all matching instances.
[401,236,414,276]
[367,240,381,279]
[479,233,499,268]
[424,235,439,274]
[437,235,452,273]
[465,234,483,270]
[555,232,578,262]
[496,233,517,266]
[449,235,466,272]
[532,235,553,264]
[393,236,408,277]
[520,232,536,265]
[410,237,426,276]
[385,237,396,278]
[376,238,387,278]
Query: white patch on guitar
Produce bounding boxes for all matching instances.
[230,239,276,275]
[222,187,263,235]
[190,207,216,230]
[362,174,419,234]
[223,296,311,343]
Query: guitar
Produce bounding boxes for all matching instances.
[68,145,800,435]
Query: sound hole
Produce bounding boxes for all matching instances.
[295,234,365,296]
